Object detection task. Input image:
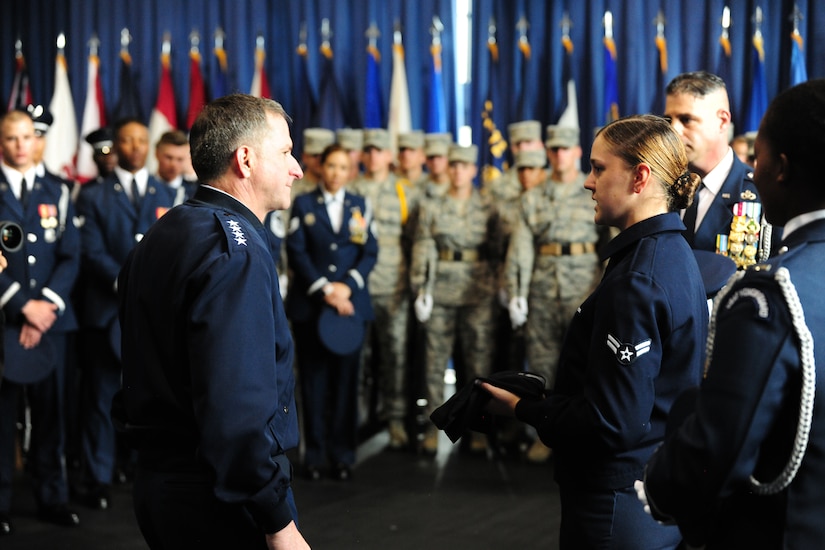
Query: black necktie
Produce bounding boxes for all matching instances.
[682,182,704,246]
[20,178,29,208]
[130,178,141,210]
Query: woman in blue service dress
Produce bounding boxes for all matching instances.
[286,144,377,482]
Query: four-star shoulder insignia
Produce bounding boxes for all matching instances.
[226,219,247,246]
[606,334,651,365]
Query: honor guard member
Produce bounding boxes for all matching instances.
[0,109,82,534]
[336,128,364,183]
[83,127,118,185]
[484,120,543,203]
[664,71,772,255]
[411,144,504,455]
[293,127,335,198]
[640,78,825,550]
[154,130,197,202]
[29,107,86,473]
[420,132,452,198]
[396,131,428,188]
[29,106,57,179]
[287,144,377,481]
[117,94,309,549]
[74,117,179,511]
[484,115,707,549]
[351,128,420,449]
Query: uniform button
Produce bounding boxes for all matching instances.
[328,265,337,272]
[29,279,37,289]
[778,246,789,255]
[27,233,37,243]
[135,233,144,242]
[330,243,338,251]
[28,255,36,265]
[283,406,289,414]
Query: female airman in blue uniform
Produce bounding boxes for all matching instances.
[482,115,707,549]
[287,144,377,481]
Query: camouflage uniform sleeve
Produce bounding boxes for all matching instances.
[410,200,436,296]
[508,195,536,299]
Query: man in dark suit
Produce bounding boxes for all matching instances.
[664,71,771,257]
[74,117,178,510]
[117,94,310,549]
[639,78,825,549]
[0,109,81,535]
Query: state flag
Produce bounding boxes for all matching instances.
[76,42,107,183]
[43,39,79,179]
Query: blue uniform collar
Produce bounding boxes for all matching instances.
[191,185,265,230]
[599,212,685,262]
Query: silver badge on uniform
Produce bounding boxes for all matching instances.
[44,228,57,243]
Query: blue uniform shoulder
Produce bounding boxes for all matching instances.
[213,210,259,253]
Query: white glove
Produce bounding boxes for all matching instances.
[634,479,652,516]
[414,293,433,323]
[508,296,528,329]
[278,273,289,300]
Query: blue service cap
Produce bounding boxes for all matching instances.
[3,330,56,384]
[27,104,53,136]
[85,127,115,154]
[693,249,737,298]
[317,307,365,356]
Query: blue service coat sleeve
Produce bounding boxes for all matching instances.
[286,200,327,294]
[516,270,669,453]
[186,231,295,532]
[75,185,126,290]
[643,274,796,545]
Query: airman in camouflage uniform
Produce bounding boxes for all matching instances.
[505,126,611,461]
[493,150,549,377]
[336,128,364,183]
[418,132,452,199]
[483,120,544,203]
[292,127,335,197]
[397,131,429,189]
[411,144,504,453]
[350,128,420,449]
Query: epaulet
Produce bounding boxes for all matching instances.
[217,212,251,251]
[746,261,772,273]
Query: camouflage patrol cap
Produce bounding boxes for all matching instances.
[545,125,580,148]
[424,132,452,157]
[507,120,542,144]
[447,144,478,165]
[515,150,547,169]
[398,130,425,150]
[362,128,390,150]
[336,128,363,151]
[303,127,336,155]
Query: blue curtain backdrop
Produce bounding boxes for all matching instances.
[471,0,824,167]
[0,0,453,159]
[2,0,824,163]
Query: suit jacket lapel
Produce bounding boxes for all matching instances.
[0,176,25,217]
